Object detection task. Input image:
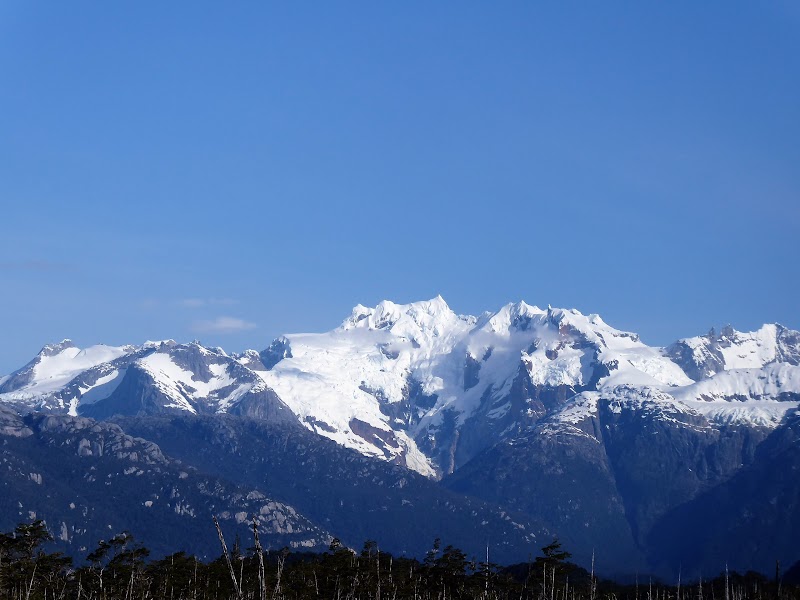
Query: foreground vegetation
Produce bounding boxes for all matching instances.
[0,520,797,600]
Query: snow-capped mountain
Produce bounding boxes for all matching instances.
[666,323,800,380]
[2,297,799,575]
[1,297,798,478]
[253,297,799,476]
[0,339,293,423]
[0,339,134,403]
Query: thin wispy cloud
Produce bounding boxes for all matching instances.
[190,316,257,334]
[179,298,239,308]
[139,298,241,310]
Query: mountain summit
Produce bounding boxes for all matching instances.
[255,297,799,477]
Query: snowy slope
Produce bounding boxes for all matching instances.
[255,297,471,476]
[0,340,286,419]
[672,363,800,427]
[255,298,697,475]
[256,299,799,475]
[0,340,134,401]
[134,345,254,413]
[667,323,800,380]
[542,355,800,436]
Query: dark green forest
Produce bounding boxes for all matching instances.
[1,520,797,600]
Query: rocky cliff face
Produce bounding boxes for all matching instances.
[112,413,546,565]
[647,409,800,577]
[0,406,330,558]
[443,384,787,577]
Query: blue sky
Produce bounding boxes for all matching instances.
[1,3,798,372]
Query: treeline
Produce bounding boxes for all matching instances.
[0,520,798,600]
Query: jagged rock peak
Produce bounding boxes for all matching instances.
[141,339,178,350]
[339,295,471,334]
[39,339,77,357]
[476,301,544,333]
[666,322,800,381]
[475,302,639,346]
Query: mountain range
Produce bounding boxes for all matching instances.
[2,297,798,578]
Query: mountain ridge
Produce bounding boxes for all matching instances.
[2,297,798,478]
[1,297,799,576]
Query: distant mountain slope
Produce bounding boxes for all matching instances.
[0,340,134,407]
[667,324,800,380]
[0,340,294,423]
[443,384,786,577]
[113,413,547,566]
[0,406,330,558]
[647,409,800,577]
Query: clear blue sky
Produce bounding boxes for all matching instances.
[1,2,798,373]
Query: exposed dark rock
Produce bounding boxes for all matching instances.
[260,337,293,370]
[0,407,329,558]
[464,352,481,390]
[114,413,547,565]
[648,410,800,577]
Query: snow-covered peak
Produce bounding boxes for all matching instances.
[667,323,799,381]
[476,301,545,334]
[710,324,776,367]
[0,339,284,419]
[142,339,178,350]
[473,303,639,350]
[234,349,266,371]
[340,295,463,336]
[39,339,77,358]
[546,307,641,348]
[0,341,133,398]
[715,324,779,368]
[670,362,800,428]
[255,298,695,475]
